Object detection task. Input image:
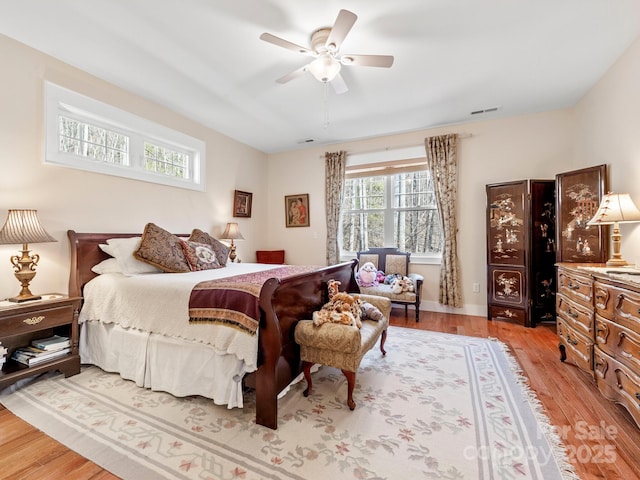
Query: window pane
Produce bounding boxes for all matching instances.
[344,176,385,209]
[341,212,385,252]
[393,171,437,208]
[58,115,129,165]
[144,142,189,179]
[394,209,443,254]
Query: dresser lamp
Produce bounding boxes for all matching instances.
[587,193,640,267]
[0,209,57,302]
[221,222,244,263]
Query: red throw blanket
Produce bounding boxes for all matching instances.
[188,265,318,335]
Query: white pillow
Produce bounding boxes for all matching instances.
[91,258,121,275]
[100,237,162,275]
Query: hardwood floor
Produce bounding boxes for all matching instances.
[1,309,639,479]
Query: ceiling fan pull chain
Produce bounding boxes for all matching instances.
[323,82,330,129]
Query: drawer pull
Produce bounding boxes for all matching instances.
[23,315,45,325]
[566,334,578,346]
[636,393,640,403]
[568,282,580,290]
[567,308,579,319]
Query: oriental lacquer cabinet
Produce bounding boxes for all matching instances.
[486,180,556,327]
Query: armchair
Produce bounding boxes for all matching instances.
[356,247,423,322]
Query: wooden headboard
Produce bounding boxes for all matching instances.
[67,230,192,298]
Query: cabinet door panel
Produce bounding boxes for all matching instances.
[487,181,526,265]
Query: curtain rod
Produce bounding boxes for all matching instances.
[344,133,473,157]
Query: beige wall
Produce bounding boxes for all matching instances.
[574,36,640,267]
[0,34,268,299]
[3,30,639,315]
[266,111,576,315]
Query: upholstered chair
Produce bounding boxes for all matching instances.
[356,247,423,322]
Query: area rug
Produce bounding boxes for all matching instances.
[0,327,578,480]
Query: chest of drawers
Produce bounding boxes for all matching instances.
[556,263,640,428]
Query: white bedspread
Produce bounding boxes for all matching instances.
[79,262,281,371]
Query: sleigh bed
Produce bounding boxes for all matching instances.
[67,230,358,429]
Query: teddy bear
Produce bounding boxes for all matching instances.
[313,291,363,328]
[357,261,378,287]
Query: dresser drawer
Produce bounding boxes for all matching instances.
[595,314,640,373]
[558,317,593,373]
[0,305,75,337]
[593,280,640,331]
[557,268,593,307]
[594,348,640,429]
[556,293,594,338]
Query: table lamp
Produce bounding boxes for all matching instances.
[221,222,244,263]
[0,209,57,302]
[587,193,640,267]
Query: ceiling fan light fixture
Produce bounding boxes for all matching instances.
[308,54,341,83]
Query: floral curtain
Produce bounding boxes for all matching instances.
[325,151,347,265]
[425,134,462,307]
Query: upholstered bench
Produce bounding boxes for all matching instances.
[294,294,391,410]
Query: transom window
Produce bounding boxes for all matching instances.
[45,81,205,191]
[340,154,443,261]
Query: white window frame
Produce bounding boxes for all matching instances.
[44,81,206,191]
[340,147,443,265]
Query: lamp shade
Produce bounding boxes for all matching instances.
[587,193,640,226]
[221,222,244,241]
[308,54,341,83]
[0,209,56,245]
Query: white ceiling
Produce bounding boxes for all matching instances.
[2,1,640,154]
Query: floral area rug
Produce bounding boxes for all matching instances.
[0,327,578,479]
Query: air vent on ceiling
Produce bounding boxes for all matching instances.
[297,138,315,144]
[470,106,501,115]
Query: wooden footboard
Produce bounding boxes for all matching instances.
[67,230,358,429]
[256,260,358,429]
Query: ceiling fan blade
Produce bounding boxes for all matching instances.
[260,32,313,55]
[276,64,311,84]
[325,9,357,53]
[341,54,394,68]
[330,73,348,95]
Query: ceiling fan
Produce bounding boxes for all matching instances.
[260,9,394,94]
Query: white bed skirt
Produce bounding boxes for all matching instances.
[79,321,252,408]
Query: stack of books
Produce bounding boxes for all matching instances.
[11,335,71,366]
[0,341,7,369]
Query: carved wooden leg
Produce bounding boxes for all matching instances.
[302,361,314,397]
[342,369,357,410]
[559,343,566,362]
[380,329,387,356]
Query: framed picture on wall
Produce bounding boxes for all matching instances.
[233,190,252,218]
[556,164,608,262]
[285,194,309,227]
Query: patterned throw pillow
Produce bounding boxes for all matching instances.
[181,240,221,271]
[134,223,191,273]
[189,228,230,266]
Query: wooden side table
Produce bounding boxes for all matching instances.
[0,294,81,390]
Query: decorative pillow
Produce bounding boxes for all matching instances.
[189,228,230,266]
[91,258,122,275]
[100,237,162,275]
[181,240,221,271]
[134,223,191,273]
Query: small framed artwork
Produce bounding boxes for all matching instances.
[233,190,252,218]
[285,194,309,227]
[556,164,608,262]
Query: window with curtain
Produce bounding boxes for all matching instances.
[340,155,443,259]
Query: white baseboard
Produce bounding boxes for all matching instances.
[418,300,487,318]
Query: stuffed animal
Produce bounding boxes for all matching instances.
[391,277,406,294]
[357,261,378,287]
[327,279,341,300]
[313,291,363,328]
[391,276,415,294]
[375,270,386,284]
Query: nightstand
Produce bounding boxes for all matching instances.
[0,294,81,390]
